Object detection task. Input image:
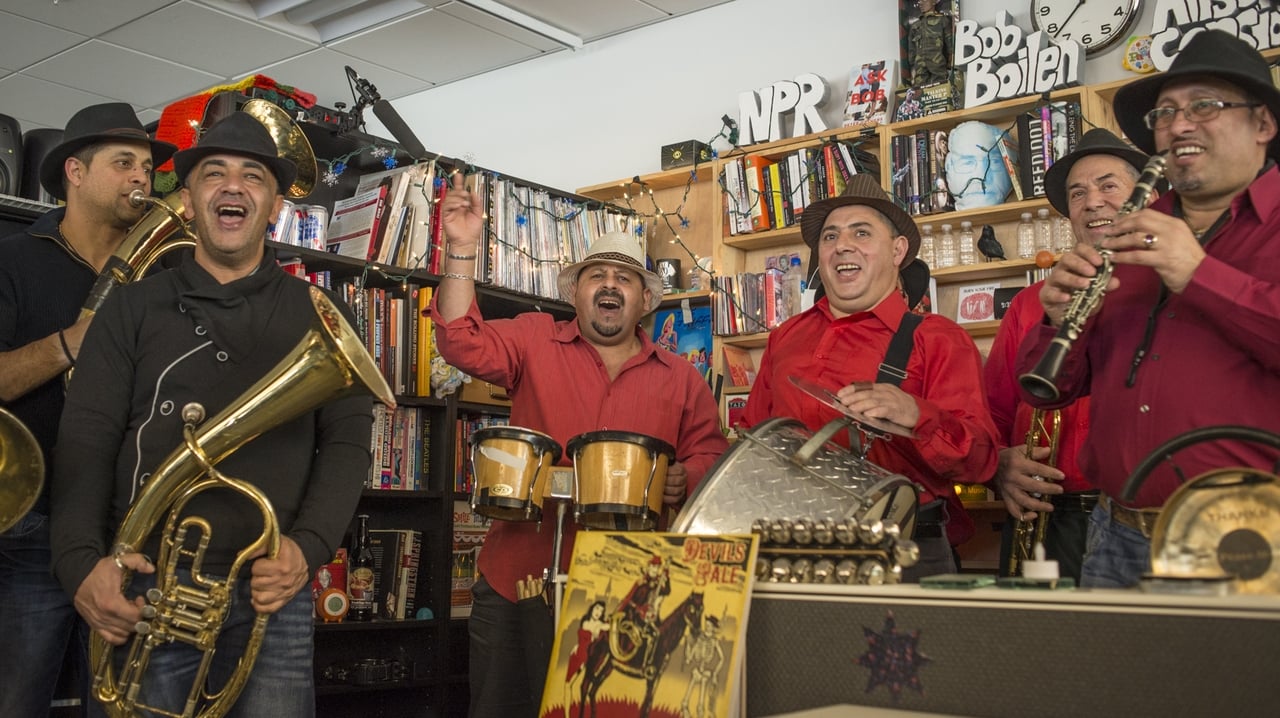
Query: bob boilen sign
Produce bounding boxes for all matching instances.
[956,11,1082,109]
[1148,0,1280,69]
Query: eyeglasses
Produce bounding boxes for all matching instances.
[1142,99,1262,130]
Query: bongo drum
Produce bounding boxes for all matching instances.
[469,426,562,522]
[566,431,675,530]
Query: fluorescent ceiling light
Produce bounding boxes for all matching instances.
[457,0,583,49]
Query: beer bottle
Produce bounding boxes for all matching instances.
[348,514,375,621]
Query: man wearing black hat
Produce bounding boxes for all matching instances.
[0,102,176,716]
[742,174,999,578]
[1017,29,1280,588]
[50,111,375,715]
[986,128,1147,583]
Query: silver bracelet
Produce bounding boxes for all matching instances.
[442,272,474,281]
[447,251,477,261]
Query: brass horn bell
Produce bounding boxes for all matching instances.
[0,407,44,533]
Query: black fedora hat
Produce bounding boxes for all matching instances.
[172,112,297,193]
[1044,128,1148,215]
[800,173,920,265]
[39,102,178,200]
[1115,29,1280,157]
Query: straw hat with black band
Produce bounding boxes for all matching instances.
[39,102,178,201]
[556,231,665,314]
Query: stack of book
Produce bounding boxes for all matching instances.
[721,141,879,235]
[369,528,423,620]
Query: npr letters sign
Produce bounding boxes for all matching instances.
[737,73,829,145]
[1149,0,1280,71]
[955,11,1082,109]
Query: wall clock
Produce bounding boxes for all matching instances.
[1030,0,1143,56]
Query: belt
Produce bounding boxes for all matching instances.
[1102,495,1161,538]
[1050,490,1100,513]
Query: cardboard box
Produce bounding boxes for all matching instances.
[458,379,510,407]
[660,140,712,170]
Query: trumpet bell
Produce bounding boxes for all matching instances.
[240,99,317,199]
[0,407,44,533]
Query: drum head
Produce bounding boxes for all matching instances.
[471,425,563,464]
[567,430,675,460]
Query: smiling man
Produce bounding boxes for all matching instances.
[51,110,375,716]
[431,175,726,716]
[742,173,998,580]
[1017,30,1280,588]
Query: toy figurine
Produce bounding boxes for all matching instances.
[909,0,953,86]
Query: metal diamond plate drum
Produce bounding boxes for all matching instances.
[672,417,918,535]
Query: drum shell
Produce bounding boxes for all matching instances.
[469,426,562,522]
[568,431,675,531]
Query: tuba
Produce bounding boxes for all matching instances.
[1006,408,1061,577]
[0,407,44,533]
[91,286,395,718]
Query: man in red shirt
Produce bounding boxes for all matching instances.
[743,174,998,580]
[987,129,1147,582]
[431,173,727,715]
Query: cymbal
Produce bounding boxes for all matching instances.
[787,375,914,439]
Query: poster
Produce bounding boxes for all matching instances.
[652,304,713,383]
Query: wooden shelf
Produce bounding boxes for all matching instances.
[657,289,712,307]
[932,258,1036,282]
[720,332,770,349]
[577,162,715,198]
[723,225,804,251]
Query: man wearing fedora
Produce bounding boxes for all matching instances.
[742,174,999,579]
[986,128,1148,583]
[1018,29,1280,588]
[432,172,727,715]
[0,102,176,716]
[50,111,374,715]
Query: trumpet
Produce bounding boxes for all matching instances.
[1019,152,1167,401]
[1006,408,1061,577]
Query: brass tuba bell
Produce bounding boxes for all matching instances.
[0,407,44,533]
[91,286,395,718]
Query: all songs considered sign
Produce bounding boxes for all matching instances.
[955,11,1082,109]
[1148,0,1280,70]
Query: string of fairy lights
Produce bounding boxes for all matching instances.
[305,97,1082,335]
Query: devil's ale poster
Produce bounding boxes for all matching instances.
[539,531,759,718]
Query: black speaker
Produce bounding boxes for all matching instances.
[0,114,21,197]
[20,127,62,204]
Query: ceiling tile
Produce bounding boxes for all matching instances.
[0,0,174,36]
[0,73,118,130]
[102,1,316,78]
[646,0,734,15]
[0,10,86,71]
[332,7,547,84]
[497,0,664,40]
[252,48,431,108]
[437,2,563,52]
[23,40,222,109]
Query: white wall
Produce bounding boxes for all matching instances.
[372,0,1159,192]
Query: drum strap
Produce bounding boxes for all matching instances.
[875,312,922,387]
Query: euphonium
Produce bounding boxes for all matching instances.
[91,286,395,718]
[0,407,44,533]
[1019,152,1167,401]
[1006,408,1061,577]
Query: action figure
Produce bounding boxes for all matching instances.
[909,0,953,86]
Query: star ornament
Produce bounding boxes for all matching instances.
[853,611,929,701]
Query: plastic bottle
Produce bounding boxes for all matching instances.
[918,224,936,268]
[1053,214,1075,253]
[348,514,375,621]
[958,220,977,266]
[937,223,957,269]
[1034,208,1053,253]
[1016,212,1035,259]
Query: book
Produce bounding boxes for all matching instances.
[997,127,1023,201]
[724,392,749,434]
[1017,111,1048,198]
[842,59,898,127]
[327,179,391,260]
[652,303,713,383]
[538,531,759,718]
[451,501,490,619]
[741,154,774,232]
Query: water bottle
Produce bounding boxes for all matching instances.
[1017,212,1035,259]
[1034,208,1053,253]
[1053,214,1075,253]
[919,223,936,268]
[937,223,957,269]
[958,220,977,266]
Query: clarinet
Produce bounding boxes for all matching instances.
[1019,152,1167,402]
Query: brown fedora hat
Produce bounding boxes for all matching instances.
[800,173,920,265]
[1115,29,1280,157]
[1044,128,1149,215]
[39,102,178,200]
[171,111,297,193]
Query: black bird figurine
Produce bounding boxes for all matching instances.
[977,224,1006,261]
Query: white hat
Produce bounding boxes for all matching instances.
[556,231,664,313]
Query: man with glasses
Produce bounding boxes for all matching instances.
[1015,30,1280,588]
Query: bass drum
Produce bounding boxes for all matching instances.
[672,417,917,536]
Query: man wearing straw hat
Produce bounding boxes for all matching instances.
[432,172,726,715]
[1018,29,1280,588]
[742,174,999,579]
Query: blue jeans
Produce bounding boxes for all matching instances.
[0,511,92,718]
[1080,502,1152,589]
[112,568,315,718]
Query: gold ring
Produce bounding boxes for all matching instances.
[1143,234,1158,249]
[112,554,126,571]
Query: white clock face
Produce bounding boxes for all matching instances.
[1031,0,1141,56]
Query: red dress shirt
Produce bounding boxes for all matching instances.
[985,282,1091,492]
[743,292,999,545]
[431,298,728,602]
[1017,167,1280,508]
